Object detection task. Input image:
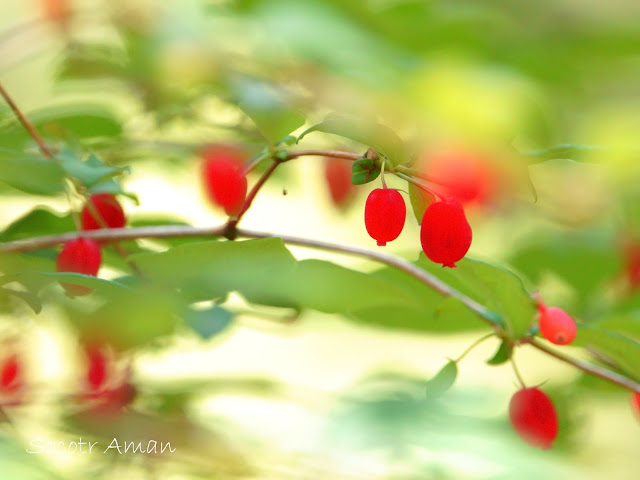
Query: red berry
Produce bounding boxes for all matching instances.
[0,354,20,392]
[202,146,248,216]
[56,238,102,296]
[538,305,577,346]
[623,242,640,289]
[423,149,498,205]
[81,194,126,232]
[631,392,640,416]
[420,198,472,268]
[86,347,108,392]
[364,188,406,246]
[509,388,558,449]
[324,157,355,209]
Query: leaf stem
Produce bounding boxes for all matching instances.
[510,355,527,388]
[453,333,495,363]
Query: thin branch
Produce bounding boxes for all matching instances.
[453,333,495,363]
[529,338,640,393]
[0,223,500,328]
[0,81,55,158]
[285,149,362,161]
[2,223,639,392]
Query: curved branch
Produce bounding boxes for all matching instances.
[528,338,640,393]
[285,149,362,161]
[2,223,639,392]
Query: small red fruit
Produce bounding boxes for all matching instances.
[538,305,577,346]
[422,149,499,206]
[81,194,126,232]
[0,354,20,392]
[56,238,102,296]
[420,198,472,268]
[202,146,248,216]
[364,188,406,246]
[509,387,558,449]
[85,347,108,392]
[324,157,355,209]
[631,392,640,417]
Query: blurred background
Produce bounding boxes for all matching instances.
[1,0,640,479]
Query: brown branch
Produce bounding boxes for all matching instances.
[529,338,640,393]
[285,149,362,161]
[0,81,55,158]
[2,223,640,392]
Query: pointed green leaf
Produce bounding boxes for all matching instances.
[186,305,234,339]
[408,182,436,224]
[425,360,458,398]
[486,340,513,365]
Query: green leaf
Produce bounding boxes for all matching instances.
[297,113,408,166]
[0,154,66,195]
[87,178,139,203]
[231,77,306,144]
[408,182,436,224]
[1,287,42,314]
[0,272,131,297]
[186,305,234,339]
[0,208,74,242]
[351,158,380,185]
[130,239,415,313]
[57,151,128,188]
[572,324,640,380]
[486,340,513,365]
[425,360,457,398]
[65,287,181,350]
[508,230,620,309]
[32,103,122,140]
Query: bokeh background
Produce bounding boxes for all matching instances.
[1,0,640,479]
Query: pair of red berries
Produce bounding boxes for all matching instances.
[56,194,126,296]
[364,188,472,268]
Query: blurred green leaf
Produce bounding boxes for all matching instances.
[298,114,408,166]
[0,287,42,314]
[425,360,458,398]
[131,239,415,313]
[573,324,640,380]
[231,76,305,144]
[0,154,66,195]
[186,305,234,339]
[0,208,73,242]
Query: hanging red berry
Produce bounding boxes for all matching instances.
[324,157,355,209]
[202,146,248,216]
[538,305,577,346]
[364,188,406,246]
[81,194,126,232]
[509,387,558,449]
[56,238,102,296]
[420,198,472,268]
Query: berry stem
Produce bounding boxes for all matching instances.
[453,333,495,363]
[511,355,527,388]
[380,160,388,189]
[284,150,362,161]
[394,172,445,201]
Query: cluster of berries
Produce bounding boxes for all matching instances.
[56,194,126,296]
[0,345,135,415]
